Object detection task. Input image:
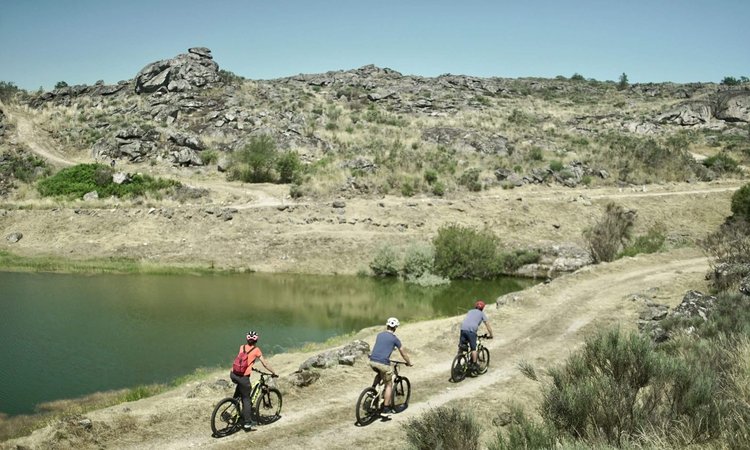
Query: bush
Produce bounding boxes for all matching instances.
[704,153,739,174]
[0,81,22,101]
[433,224,501,279]
[0,149,51,183]
[403,406,481,450]
[496,249,540,272]
[731,183,750,221]
[276,151,302,184]
[369,245,400,277]
[401,243,435,279]
[37,164,178,199]
[432,181,446,197]
[229,135,278,183]
[583,202,636,263]
[424,169,438,185]
[489,406,556,450]
[459,168,482,192]
[549,160,564,172]
[700,219,750,291]
[200,149,219,165]
[618,224,667,258]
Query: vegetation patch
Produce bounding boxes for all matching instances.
[37,163,179,199]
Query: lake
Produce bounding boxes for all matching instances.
[0,270,534,415]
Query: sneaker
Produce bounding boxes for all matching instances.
[242,423,253,431]
[381,406,394,414]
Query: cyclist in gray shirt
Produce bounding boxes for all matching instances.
[459,300,494,372]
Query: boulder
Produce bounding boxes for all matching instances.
[715,91,750,123]
[112,172,129,185]
[83,191,99,201]
[6,232,23,243]
[298,340,370,371]
[169,132,206,150]
[288,369,321,388]
[657,101,713,125]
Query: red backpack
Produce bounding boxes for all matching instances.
[232,345,252,375]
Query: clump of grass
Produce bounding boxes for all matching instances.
[618,224,667,258]
[403,406,481,450]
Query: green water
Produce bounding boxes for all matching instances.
[0,271,533,415]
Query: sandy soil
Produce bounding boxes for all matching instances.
[0,105,740,449]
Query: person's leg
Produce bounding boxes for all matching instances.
[383,380,393,408]
[230,372,253,424]
[468,331,478,363]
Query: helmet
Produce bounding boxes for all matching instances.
[386,317,400,328]
[246,331,259,342]
[474,300,486,310]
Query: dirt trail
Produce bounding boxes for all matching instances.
[3,249,708,449]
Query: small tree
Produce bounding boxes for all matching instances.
[618,72,629,90]
[54,81,69,89]
[731,183,750,221]
[229,135,278,183]
[721,76,740,86]
[276,151,302,184]
[583,202,636,263]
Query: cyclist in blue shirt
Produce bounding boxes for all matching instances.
[369,317,412,414]
[459,300,494,372]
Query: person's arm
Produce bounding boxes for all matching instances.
[259,355,278,376]
[397,347,412,366]
[484,321,494,339]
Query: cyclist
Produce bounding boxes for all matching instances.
[369,317,412,415]
[230,331,278,430]
[459,300,494,373]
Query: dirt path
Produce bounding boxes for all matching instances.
[3,249,708,449]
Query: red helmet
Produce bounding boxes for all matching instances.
[474,300,486,310]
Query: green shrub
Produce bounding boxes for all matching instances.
[403,406,481,450]
[0,149,51,183]
[618,224,667,258]
[704,153,739,173]
[496,249,541,272]
[229,135,278,183]
[401,243,435,279]
[432,181,446,197]
[433,224,500,279]
[549,160,564,172]
[200,149,219,165]
[0,81,22,101]
[583,202,635,263]
[370,245,400,277]
[276,151,302,184]
[37,164,178,199]
[700,219,750,291]
[424,169,438,185]
[528,146,544,161]
[459,168,482,192]
[731,183,750,221]
[489,406,556,450]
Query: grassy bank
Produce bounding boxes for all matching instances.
[0,250,246,275]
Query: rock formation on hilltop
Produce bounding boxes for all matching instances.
[135,47,221,94]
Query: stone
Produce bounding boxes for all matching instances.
[83,191,99,201]
[135,48,221,94]
[299,340,370,371]
[112,172,129,185]
[6,232,23,243]
[288,369,321,387]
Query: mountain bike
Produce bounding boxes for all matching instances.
[355,361,411,426]
[450,334,491,382]
[210,368,282,437]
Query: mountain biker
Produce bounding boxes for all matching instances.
[459,300,494,373]
[230,331,278,430]
[369,317,412,415]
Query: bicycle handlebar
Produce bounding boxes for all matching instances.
[252,368,279,377]
[478,334,493,339]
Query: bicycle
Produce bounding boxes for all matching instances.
[355,361,411,426]
[450,333,491,382]
[210,368,282,437]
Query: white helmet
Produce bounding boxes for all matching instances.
[386,317,400,328]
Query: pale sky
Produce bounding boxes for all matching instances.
[1,0,748,91]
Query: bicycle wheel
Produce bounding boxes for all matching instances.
[451,354,468,382]
[355,387,379,425]
[477,347,490,374]
[210,397,241,437]
[253,388,282,424]
[391,376,411,412]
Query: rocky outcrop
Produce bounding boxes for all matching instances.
[740,275,750,296]
[421,127,511,155]
[515,243,592,278]
[92,126,160,162]
[657,101,714,125]
[715,91,750,123]
[6,231,23,243]
[638,290,719,342]
[135,47,221,94]
[298,340,370,370]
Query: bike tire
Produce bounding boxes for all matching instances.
[451,354,468,382]
[210,397,241,437]
[477,347,490,374]
[355,387,379,425]
[253,387,282,425]
[392,376,411,412]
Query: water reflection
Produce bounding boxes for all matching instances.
[0,271,533,415]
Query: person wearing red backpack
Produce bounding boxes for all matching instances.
[230,331,278,430]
